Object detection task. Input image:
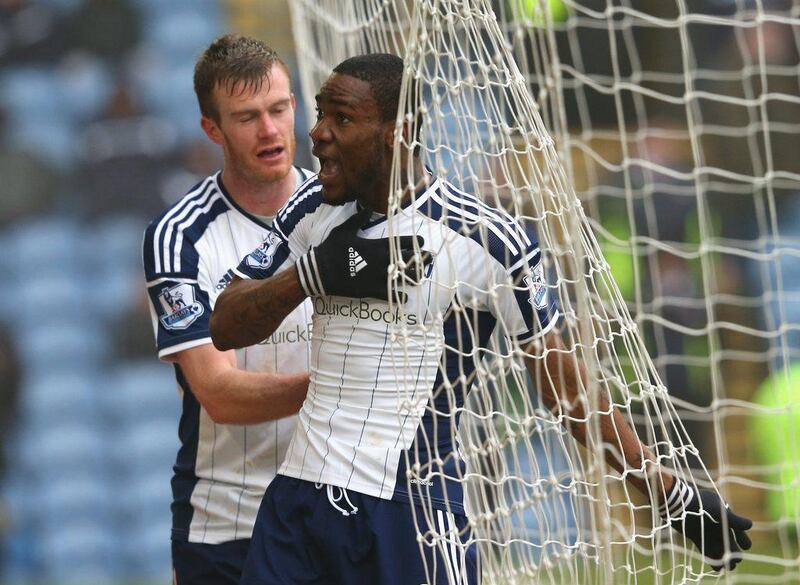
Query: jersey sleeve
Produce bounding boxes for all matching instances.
[231,224,297,281]
[142,218,215,360]
[469,221,560,345]
[502,237,560,344]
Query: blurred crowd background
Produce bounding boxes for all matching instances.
[0,1,311,583]
[0,0,797,583]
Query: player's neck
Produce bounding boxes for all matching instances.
[220,168,296,217]
[367,159,426,215]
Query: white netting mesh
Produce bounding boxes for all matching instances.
[289,0,800,583]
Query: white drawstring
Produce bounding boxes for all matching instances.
[315,482,359,516]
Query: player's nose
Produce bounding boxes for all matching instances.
[257,113,279,138]
[309,117,332,144]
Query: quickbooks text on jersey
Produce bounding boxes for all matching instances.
[313,297,419,326]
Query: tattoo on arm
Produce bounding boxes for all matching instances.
[211,269,306,350]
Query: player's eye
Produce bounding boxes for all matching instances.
[336,112,350,124]
[315,107,323,121]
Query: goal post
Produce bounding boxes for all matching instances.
[288,0,800,583]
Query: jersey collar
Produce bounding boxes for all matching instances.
[215,167,306,229]
[360,172,440,230]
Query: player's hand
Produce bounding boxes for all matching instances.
[295,207,430,300]
[660,478,752,571]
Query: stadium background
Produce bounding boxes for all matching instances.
[0,1,313,583]
[0,0,797,584]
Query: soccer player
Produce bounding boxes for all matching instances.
[142,35,315,584]
[210,53,753,584]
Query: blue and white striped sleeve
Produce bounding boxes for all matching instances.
[232,226,295,281]
[480,221,560,345]
[506,235,560,344]
[143,216,214,360]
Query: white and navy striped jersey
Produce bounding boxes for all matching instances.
[234,175,559,515]
[142,167,316,544]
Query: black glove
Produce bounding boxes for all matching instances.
[660,478,752,571]
[295,207,430,300]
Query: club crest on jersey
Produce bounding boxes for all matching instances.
[246,231,282,269]
[158,283,204,330]
[523,263,548,310]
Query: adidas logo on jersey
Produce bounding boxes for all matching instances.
[348,247,367,277]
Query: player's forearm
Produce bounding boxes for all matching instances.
[525,334,673,497]
[205,370,309,425]
[210,269,307,351]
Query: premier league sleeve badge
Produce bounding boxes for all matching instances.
[522,263,549,310]
[157,283,205,330]
[246,231,283,269]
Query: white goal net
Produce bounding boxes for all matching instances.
[288,1,800,583]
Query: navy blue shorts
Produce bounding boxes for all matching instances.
[241,475,479,585]
[172,538,251,585]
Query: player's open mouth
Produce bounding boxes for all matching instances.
[318,157,341,182]
[257,146,284,160]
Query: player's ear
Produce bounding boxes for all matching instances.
[385,117,417,152]
[291,93,297,111]
[383,120,396,150]
[201,116,224,146]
